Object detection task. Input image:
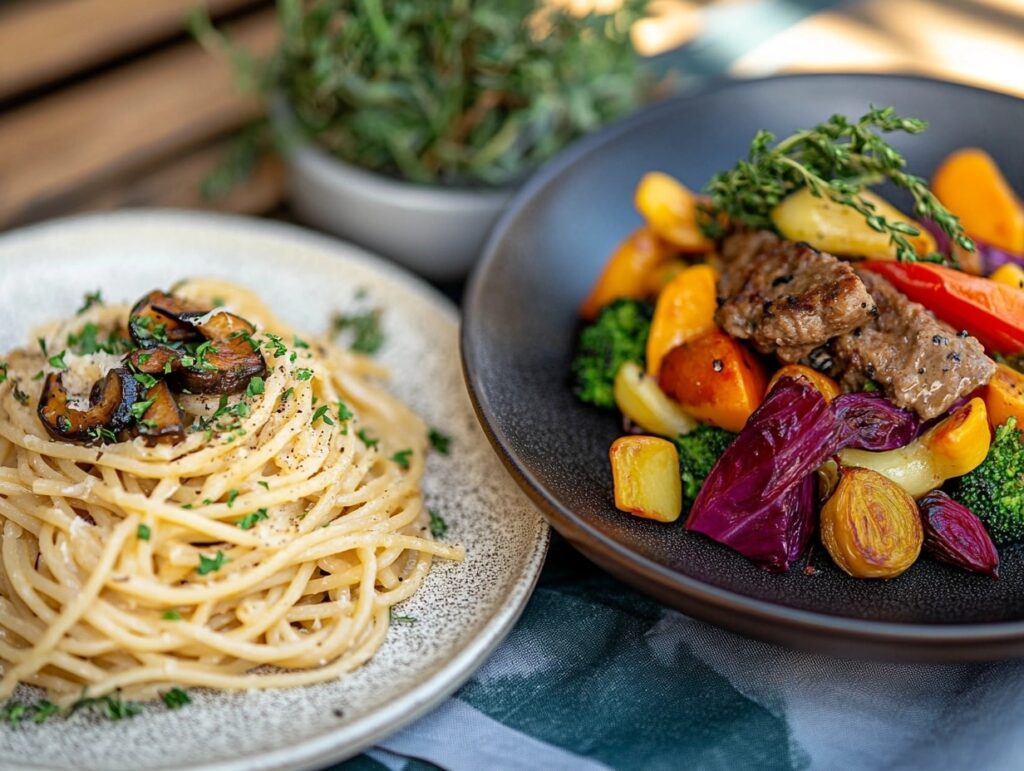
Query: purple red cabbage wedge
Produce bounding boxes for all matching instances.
[685,377,846,572]
[919,490,1000,578]
[832,392,919,451]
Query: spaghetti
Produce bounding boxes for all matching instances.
[0,279,462,703]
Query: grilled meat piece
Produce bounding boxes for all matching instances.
[717,230,876,362]
[830,270,995,420]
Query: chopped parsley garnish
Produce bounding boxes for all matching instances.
[391,449,413,469]
[428,428,451,455]
[12,383,29,405]
[428,509,448,538]
[312,404,334,426]
[197,550,227,576]
[336,400,353,422]
[357,429,378,449]
[246,375,265,397]
[0,362,7,384]
[137,524,151,541]
[37,337,47,355]
[238,508,269,530]
[130,399,155,420]
[32,370,44,381]
[226,489,239,508]
[70,694,141,721]
[47,350,67,371]
[139,419,158,430]
[1,699,59,725]
[76,290,104,315]
[161,688,191,710]
[293,335,310,349]
[257,480,269,490]
[333,309,384,355]
[263,333,288,358]
[281,387,294,402]
[162,610,181,620]
[295,368,314,381]
[87,426,117,444]
[67,323,131,356]
[133,371,158,389]
[389,608,417,625]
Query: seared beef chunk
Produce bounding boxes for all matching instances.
[716,230,875,362]
[830,270,995,420]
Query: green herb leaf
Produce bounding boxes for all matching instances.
[238,508,269,529]
[293,335,310,349]
[332,309,384,355]
[48,351,68,371]
[137,524,151,541]
[428,509,447,538]
[130,399,155,420]
[76,290,104,315]
[312,404,334,425]
[428,428,450,455]
[390,449,413,469]
[161,688,191,710]
[133,371,158,389]
[163,610,182,620]
[226,489,239,507]
[258,480,270,490]
[357,428,378,449]
[389,608,417,625]
[295,368,313,381]
[246,375,265,397]
[197,550,228,576]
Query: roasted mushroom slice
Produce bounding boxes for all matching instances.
[175,311,267,395]
[127,345,182,376]
[129,290,207,347]
[38,368,139,443]
[136,380,186,445]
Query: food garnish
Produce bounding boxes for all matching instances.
[703,107,973,263]
[949,417,1024,544]
[572,298,652,409]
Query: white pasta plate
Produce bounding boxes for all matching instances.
[0,210,549,771]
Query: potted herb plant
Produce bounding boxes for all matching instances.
[195,0,654,281]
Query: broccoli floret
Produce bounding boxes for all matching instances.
[675,424,736,510]
[572,299,653,409]
[950,417,1024,544]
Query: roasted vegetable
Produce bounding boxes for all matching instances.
[127,345,181,376]
[771,187,935,260]
[645,264,718,377]
[983,363,1024,429]
[136,380,186,445]
[820,467,922,579]
[38,368,139,443]
[177,311,267,394]
[932,148,1024,254]
[686,377,845,571]
[658,329,767,432]
[572,299,653,409]
[918,490,999,577]
[861,261,1024,355]
[840,398,991,498]
[129,290,206,346]
[949,417,1024,544]
[635,172,715,253]
[990,263,1024,292]
[609,436,683,523]
[831,392,919,451]
[674,424,735,511]
[767,364,840,402]
[579,228,673,320]
[613,361,696,438]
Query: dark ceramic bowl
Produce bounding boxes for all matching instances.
[462,74,1024,661]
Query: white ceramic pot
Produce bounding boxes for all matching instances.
[273,99,514,282]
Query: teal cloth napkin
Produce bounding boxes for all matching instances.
[337,536,1018,770]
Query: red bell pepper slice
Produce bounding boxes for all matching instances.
[860,261,1024,354]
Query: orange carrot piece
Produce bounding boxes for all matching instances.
[579,227,673,320]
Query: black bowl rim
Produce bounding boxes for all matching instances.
[462,72,1024,650]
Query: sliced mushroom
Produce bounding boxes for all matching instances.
[129,290,207,347]
[38,368,139,443]
[127,345,182,375]
[175,311,267,395]
[136,380,186,445]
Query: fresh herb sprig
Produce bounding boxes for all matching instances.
[703,107,974,263]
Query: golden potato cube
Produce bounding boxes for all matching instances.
[609,436,682,523]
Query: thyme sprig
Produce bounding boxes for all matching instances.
[703,107,974,262]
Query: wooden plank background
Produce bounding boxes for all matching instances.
[0,0,1019,236]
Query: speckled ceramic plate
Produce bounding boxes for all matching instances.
[462,74,1024,661]
[0,211,549,771]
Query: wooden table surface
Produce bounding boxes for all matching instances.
[0,0,1020,236]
